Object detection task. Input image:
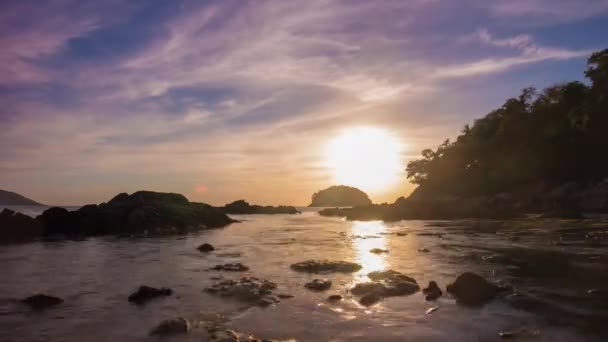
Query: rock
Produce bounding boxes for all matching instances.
[290,260,362,273]
[370,248,389,254]
[208,328,296,342]
[20,294,63,310]
[205,277,278,306]
[128,286,173,304]
[277,294,295,299]
[0,209,45,244]
[37,191,236,238]
[304,279,332,291]
[418,248,430,253]
[422,281,443,301]
[220,200,300,215]
[446,272,501,305]
[211,263,249,272]
[149,317,190,336]
[498,327,541,339]
[351,270,419,305]
[359,293,382,306]
[198,243,215,252]
[309,185,372,207]
[257,295,280,307]
[327,294,342,301]
[396,232,408,236]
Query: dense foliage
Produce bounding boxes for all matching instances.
[407,50,608,196]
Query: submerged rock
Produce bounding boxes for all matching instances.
[304,279,332,291]
[370,248,389,254]
[418,248,430,253]
[422,281,443,301]
[290,260,362,273]
[149,317,190,336]
[20,294,63,310]
[37,191,236,238]
[211,263,249,272]
[351,270,419,305]
[197,243,215,252]
[205,277,278,307]
[327,294,343,301]
[446,272,504,305]
[128,286,173,305]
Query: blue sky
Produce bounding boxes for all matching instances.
[1,0,607,205]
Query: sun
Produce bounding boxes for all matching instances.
[325,127,403,193]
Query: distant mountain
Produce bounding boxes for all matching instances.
[0,190,43,206]
[309,185,372,207]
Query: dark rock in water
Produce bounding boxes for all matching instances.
[128,286,173,304]
[351,270,419,305]
[197,243,215,252]
[359,293,382,306]
[446,272,502,305]
[304,279,332,291]
[498,327,541,339]
[422,281,443,301]
[220,200,300,215]
[211,263,249,272]
[290,260,362,273]
[37,191,235,238]
[327,294,342,301]
[0,209,45,244]
[208,328,296,342]
[370,248,389,254]
[418,248,430,253]
[277,293,295,299]
[309,185,372,207]
[149,317,190,336]
[205,277,278,307]
[20,294,63,310]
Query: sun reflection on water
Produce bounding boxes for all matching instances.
[351,221,388,280]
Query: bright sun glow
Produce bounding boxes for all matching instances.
[325,127,403,193]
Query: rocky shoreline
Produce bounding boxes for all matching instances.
[219,200,300,215]
[0,191,236,244]
[320,180,608,221]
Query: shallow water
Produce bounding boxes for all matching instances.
[1,206,607,341]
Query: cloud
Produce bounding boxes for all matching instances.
[480,0,608,23]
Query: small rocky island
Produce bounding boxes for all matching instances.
[219,200,300,215]
[0,191,235,244]
[0,189,43,206]
[309,185,372,207]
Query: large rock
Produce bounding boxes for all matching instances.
[0,209,45,244]
[351,270,419,306]
[304,279,332,291]
[309,185,372,207]
[0,189,42,205]
[128,286,173,305]
[205,277,279,307]
[20,294,63,310]
[220,200,300,215]
[149,317,190,336]
[446,272,501,305]
[37,191,236,237]
[290,260,362,273]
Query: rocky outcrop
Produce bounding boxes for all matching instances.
[351,270,419,306]
[422,281,442,301]
[290,260,362,273]
[220,200,300,215]
[20,294,63,310]
[0,209,45,244]
[309,185,372,207]
[446,272,506,305]
[37,191,236,237]
[128,286,173,305]
[205,277,279,307]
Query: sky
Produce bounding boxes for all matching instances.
[1,0,607,206]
